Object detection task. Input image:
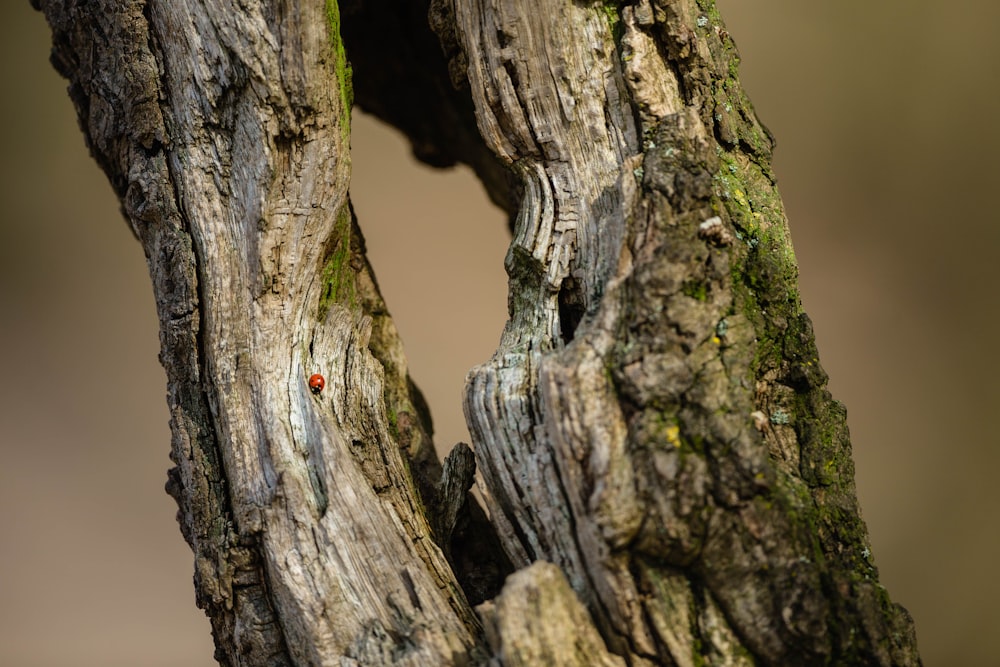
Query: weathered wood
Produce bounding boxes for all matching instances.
[34,0,489,663]
[36,0,922,664]
[477,562,627,667]
[434,0,922,664]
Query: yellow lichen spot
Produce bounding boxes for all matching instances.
[665,425,681,448]
[733,188,750,210]
[712,336,721,345]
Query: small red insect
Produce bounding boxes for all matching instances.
[308,373,325,395]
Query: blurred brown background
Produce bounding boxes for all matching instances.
[1,1,997,665]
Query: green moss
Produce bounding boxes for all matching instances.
[714,151,784,236]
[386,405,399,441]
[691,637,707,667]
[325,0,354,141]
[714,141,874,611]
[682,280,709,302]
[714,148,803,380]
[317,204,356,319]
[727,53,741,82]
[600,2,621,31]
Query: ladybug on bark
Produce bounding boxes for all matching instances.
[308,374,325,395]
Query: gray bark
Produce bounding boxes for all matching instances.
[34,0,920,665]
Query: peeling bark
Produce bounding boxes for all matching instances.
[35,0,920,665]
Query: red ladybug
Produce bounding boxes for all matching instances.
[308,374,325,395]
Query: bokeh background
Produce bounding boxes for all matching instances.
[2,1,997,665]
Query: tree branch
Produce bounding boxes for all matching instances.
[34,0,495,662]
[35,0,921,664]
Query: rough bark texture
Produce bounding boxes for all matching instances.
[35,0,921,665]
[33,0,504,664]
[439,1,921,664]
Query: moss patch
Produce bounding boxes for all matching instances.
[317,203,356,319]
[599,1,622,37]
[713,148,803,377]
[682,279,709,302]
[325,0,354,141]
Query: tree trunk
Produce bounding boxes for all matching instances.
[34,0,920,665]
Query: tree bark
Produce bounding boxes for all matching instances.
[34,0,920,665]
